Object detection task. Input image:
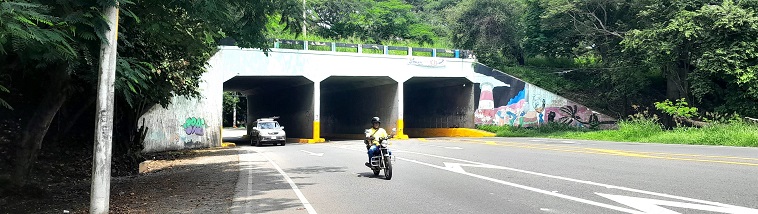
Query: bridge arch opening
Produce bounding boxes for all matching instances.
[404,77,475,132]
[321,76,398,140]
[224,76,314,140]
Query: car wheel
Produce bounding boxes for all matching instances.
[255,137,262,147]
[280,141,286,146]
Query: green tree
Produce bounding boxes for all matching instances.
[522,0,578,58]
[450,0,525,66]
[0,1,78,110]
[2,0,303,187]
[624,0,758,117]
[306,0,436,45]
[223,91,241,126]
[308,0,370,39]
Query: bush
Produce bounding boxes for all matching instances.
[477,118,758,147]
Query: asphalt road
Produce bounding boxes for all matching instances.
[222,129,758,214]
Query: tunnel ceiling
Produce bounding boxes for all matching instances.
[224,76,312,96]
[405,77,472,89]
[321,76,397,94]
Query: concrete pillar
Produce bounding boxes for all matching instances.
[395,80,409,139]
[313,80,322,142]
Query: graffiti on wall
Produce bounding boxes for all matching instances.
[473,64,615,128]
[182,117,206,136]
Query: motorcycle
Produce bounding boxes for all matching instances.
[365,128,396,180]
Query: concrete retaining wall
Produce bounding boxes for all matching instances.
[139,55,223,153]
[472,63,616,128]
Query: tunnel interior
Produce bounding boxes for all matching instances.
[224,76,314,139]
[405,77,474,129]
[321,76,398,139]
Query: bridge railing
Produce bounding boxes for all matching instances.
[270,39,475,59]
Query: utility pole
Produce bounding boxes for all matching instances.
[90,2,119,214]
[302,0,307,37]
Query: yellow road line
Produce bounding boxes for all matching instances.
[422,138,758,167]
[471,139,758,161]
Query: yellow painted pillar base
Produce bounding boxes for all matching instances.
[219,126,223,146]
[298,138,326,143]
[299,121,326,143]
[394,119,409,140]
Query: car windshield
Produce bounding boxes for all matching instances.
[259,122,279,129]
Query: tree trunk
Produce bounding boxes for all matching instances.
[679,117,709,128]
[510,46,525,66]
[662,61,692,128]
[57,96,96,141]
[666,62,690,101]
[232,104,237,128]
[11,70,70,187]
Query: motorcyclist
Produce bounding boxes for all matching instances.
[365,117,389,167]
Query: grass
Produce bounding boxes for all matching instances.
[477,120,758,147]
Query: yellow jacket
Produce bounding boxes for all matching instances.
[368,128,388,146]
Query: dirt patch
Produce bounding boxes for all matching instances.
[1,147,240,214]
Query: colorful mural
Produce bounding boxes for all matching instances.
[473,63,615,128]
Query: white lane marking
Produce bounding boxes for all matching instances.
[422,144,464,150]
[596,193,758,214]
[260,152,318,214]
[440,161,758,213]
[528,139,576,144]
[231,149,256,214]
[328,142,758,213]
[394,149,756,210]
[246,157,253,211]
[300,150,324,157]
[443,162,466,173]
[401,157,644,214]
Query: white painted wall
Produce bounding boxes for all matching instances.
[139,53,223,153]
[212,47,478,83]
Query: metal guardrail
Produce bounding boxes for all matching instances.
[270,39,475,59]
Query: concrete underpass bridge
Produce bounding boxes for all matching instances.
[139,40,616,152]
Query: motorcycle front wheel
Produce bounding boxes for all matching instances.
[384,159,392,180]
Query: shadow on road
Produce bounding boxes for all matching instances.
[232,149,318,213]
[356,171,390,180]
[286,166,347,174]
